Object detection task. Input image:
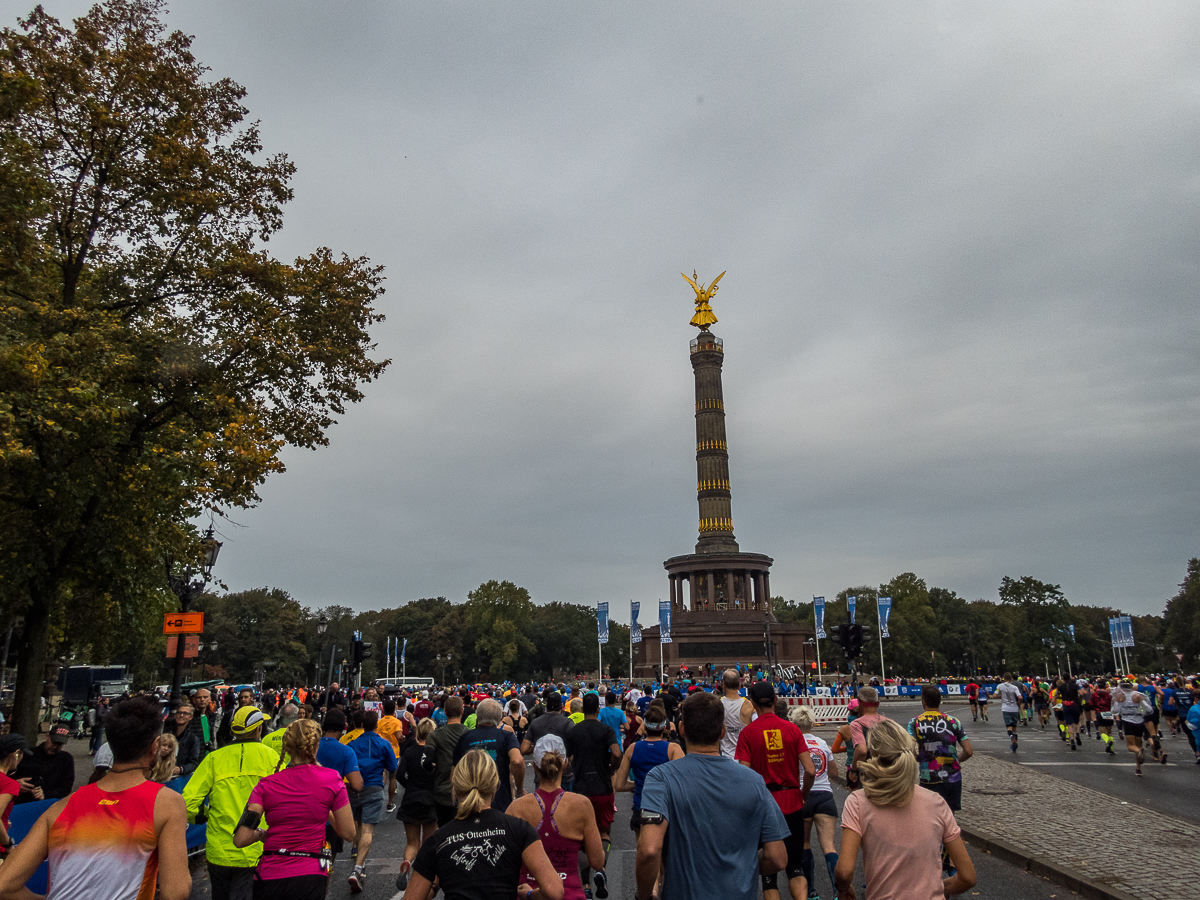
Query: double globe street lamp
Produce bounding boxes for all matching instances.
[166,526,222,711]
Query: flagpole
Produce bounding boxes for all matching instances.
[599,640,603,685]
[877,604,886,682]
[629,600,634,684]
[813,596,822,687]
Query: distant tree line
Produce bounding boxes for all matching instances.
[98,560,1197,689]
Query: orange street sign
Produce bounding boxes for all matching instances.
[166,635,200,659]
[163,612,204,634]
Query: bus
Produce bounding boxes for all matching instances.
[375,677,434,692]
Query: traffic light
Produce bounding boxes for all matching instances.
[352,638,364,663]
[361,641,373,660]
[847,624,872,658]
[830,624,848,654]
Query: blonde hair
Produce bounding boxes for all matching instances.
[150,734,178,783]
[857,718,918,808]
[789,706,815,731]
[416,718,436,742]
[279,719,321,769]
[452,748,499,819]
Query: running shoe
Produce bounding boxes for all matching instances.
[807,889,821,900]
[593,869,609,899]
[396,860,411,891]
[1160,753,1168,764]
[349,867,364,893]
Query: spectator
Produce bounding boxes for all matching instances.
[13,724,74,805]
[166,705,202,777]
[189,689,220,758]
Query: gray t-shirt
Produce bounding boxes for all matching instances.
[641,753,789,900]
[997,682,1023,714]
[524,711,574,783]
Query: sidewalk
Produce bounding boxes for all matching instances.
[955,754,1194,900]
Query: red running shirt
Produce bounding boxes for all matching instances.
[734,712,809,815]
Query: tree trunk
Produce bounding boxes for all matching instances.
[12,596,50,740]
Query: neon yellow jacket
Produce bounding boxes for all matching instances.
[183,739,281,867]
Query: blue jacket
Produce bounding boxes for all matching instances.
[348,732,398,788]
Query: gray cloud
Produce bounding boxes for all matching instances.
[11,0,1198,616]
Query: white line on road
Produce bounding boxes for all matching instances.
[1017,761,1178,767]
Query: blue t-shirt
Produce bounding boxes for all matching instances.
[348,732,398,788]
[317,735,360,779]
[1161,687,1177,712]
[640,753,789,900]
[598,707,627,750]
[630,739,671,809]
[636,696,652,716]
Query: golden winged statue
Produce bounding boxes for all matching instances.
[682,270,725,330]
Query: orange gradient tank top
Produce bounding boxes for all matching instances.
[47,779,163,900]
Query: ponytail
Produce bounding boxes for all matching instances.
[451,748,499,819]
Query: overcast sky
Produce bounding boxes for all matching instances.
[14,1,1200,619]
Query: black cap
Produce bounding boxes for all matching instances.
[749,681,776,704]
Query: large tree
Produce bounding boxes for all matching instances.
[1164,558,1200,667]
[0,1,388,735]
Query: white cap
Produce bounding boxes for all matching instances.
[532,734,567,767]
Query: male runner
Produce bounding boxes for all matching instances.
[976,682,989,722]
[719,669,755,759]
[735,681,815,900]
[996,674,1023,753]
[965,681,979,722]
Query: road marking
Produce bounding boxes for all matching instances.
[1017,761,1178,767]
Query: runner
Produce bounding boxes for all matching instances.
[1093,679,1116,754]
[1030,679,1050,729]
[996,674,1022,753]
[1079,680,1094,737]
[1160,678,1179,737]
[183,706,278,900]
[975,682,989,722]
[393,719,438,891]
[1112,680,1151,775]
[232,720,356,900]
[0,734,25,859]
[791,706,839,900]
[403,749,564,900]
[965,681,979,722]
[735,681,816,900]
[1059,677,1084,749]
[835,719,976,899]
[563,693,620,896]
[346,711,398,892]
[1136,676,1166,762]
[507,736,606,900]
[719,669,754,759]
[0,695,192,900]
[1050,680,1067,741]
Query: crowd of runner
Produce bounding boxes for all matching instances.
[0,667,1193,900]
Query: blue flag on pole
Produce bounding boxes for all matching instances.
[877,596,892,638]
[401,637,407,664]
[659,600,672,644]
[631,602,642,644]
[814,597,826,639]
[598,602,609,644]
[848,595,857,625]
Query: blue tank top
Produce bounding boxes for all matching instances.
[630,740,671,810]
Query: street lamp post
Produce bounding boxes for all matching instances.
[315,615,328,686]
[436,654,452,686]
[166,526,222,712]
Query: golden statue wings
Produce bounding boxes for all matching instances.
[683,270,725,330]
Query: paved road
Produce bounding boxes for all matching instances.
[885,699,1199,825]
[184,752,1073,900]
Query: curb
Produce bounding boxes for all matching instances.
[829,775,1140,900]
[959,828,1141,900]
